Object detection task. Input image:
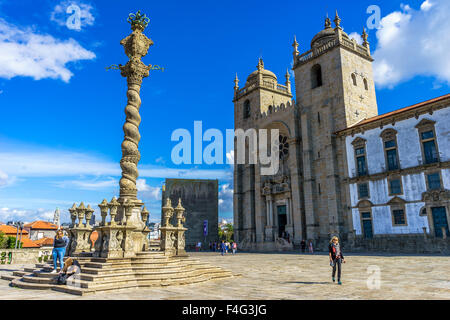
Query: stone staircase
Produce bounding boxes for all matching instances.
[1,251,233,296]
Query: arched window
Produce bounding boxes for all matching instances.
[243,100,250,119]
[352,73,357,86]
[311,64,323,89]
[363,78,368,90]
[268,105,273,113]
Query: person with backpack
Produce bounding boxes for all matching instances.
[57,257,81,285]
[231,241,237,255]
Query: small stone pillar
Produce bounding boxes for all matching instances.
[442,227,447,240]
[174,199,187,257]
[68,202,94,256]
[159,198,176,256]
[422,227,428,240]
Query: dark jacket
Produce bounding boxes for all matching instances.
[328,243,344,260]
[54,237,66,248]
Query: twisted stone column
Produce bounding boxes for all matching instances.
[118,13,153,201]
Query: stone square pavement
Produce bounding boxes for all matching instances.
[0,252,449,300]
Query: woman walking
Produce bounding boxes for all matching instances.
[329,236,345,285]
[51,229,67,273]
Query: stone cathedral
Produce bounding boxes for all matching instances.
[233,13,379,251]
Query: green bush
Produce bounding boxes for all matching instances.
[38,256,43,263]
[43,255,49,262]
[0,252,6,264]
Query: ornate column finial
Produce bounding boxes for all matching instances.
[285,68,291,92]
[234,73,239,91]
[292,35,299,59]
[257,58,264,71]
[334,10,341,29]
[141,206,150,225]
[85,204,94,228]
[69,203,77,227]
[325,15,331,29]
[98,199,109,226]
[108,197,119,225]
[76,202,86,228]
[362,27,369,45]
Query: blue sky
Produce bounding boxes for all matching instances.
[0,0,448,224]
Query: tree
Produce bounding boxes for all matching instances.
[0,232,6,249]
[224,223,234,242]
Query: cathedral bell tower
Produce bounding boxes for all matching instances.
[292,12,378,243]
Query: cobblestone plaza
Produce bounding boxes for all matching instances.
[1,252,449,300]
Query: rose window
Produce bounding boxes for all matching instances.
[279,135,289,159]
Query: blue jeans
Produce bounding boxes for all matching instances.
[52,247,65,270]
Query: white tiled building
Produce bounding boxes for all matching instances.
[337,94,450,240]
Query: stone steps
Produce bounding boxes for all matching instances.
[0,274,18,281]
[6,252,234,295]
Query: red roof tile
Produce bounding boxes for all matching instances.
[0,225,29,236]
[33,237,54,246]
[24,221,58,230]
[337,93,450,134]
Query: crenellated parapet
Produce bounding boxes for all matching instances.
[234,58,293,102]
[257,99,296,119]
[293,12,372,68]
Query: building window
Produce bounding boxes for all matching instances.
[358,183,369,199]
[388,197,407,226]
[351,73,357,86]
[243,100,250,119]
[392,209,406,226]
[427,172,441,190]
[363,78,368,90]
[311,64,323,89]
[352,137,368,177]
[380,128,399,171]
[416,119,439,164]
[385,140,399,170]
[421,131,439,164]
[388,178,403,195]
[356,147,367,176]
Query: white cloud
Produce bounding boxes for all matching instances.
[218,183,233,213]
[0,142,232,183]
[0,169,16,187]
[137,179,161,201]
[0,18,95,82]
[372,0,450,88]
[0,207,55,223]
[348,32,363,45]
[50,1,95,31]
[420,0,433,11]
[55,177,117,190]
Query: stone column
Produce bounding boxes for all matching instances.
[285,196,294,238]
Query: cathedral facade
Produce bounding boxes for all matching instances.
[233,13,450,252]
